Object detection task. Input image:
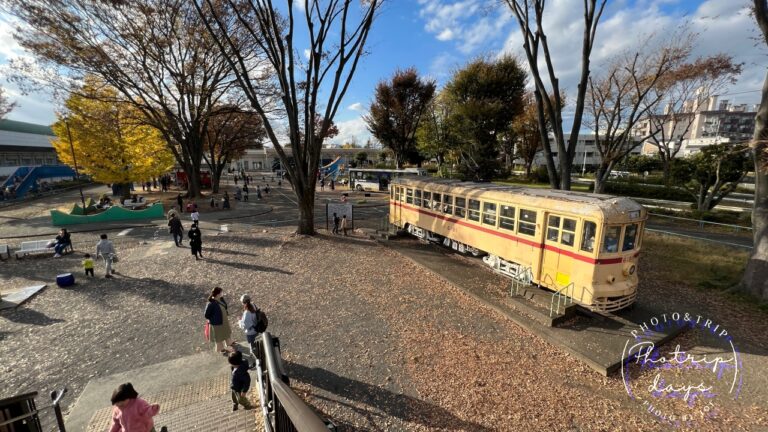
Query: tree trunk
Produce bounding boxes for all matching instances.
[741,68,768,300]
[661,153,672,186]
[524,162,532,179]
[594,164,609,194]
[558,156,572,190]
[212,167,222,194]
[296,185,315,235]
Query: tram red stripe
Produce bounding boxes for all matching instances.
[390,201,625,266]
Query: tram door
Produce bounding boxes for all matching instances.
[390,185,401,226]
[540,213,565,290]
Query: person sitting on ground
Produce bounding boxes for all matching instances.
[228,351,253,411]
[53,228,71,258]
[130,194,138,203]
[109,383,160,432]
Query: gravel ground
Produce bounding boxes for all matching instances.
[1,226,766,431]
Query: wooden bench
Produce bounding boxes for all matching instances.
[0,244,10,260]
[15,240,73,259]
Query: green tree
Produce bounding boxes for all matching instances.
[355,151,369,167]
[365,68,436,169]
[619,154,662,174]
[670,143,750,211]
[444,56,527,181]
[416,93,457,175]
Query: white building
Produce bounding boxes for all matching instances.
[634,95,756,157]
[0,120,60,177]
[520,134,642,173]
[230,146,384,172]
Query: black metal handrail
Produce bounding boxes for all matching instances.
[0,388,67,431]
[255,332,329,432]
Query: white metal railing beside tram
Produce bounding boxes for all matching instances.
[549,280,576,318]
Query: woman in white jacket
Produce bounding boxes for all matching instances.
[238,294,259,346]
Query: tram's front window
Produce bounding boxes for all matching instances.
[623,223,639,251]
[601,226,621,253]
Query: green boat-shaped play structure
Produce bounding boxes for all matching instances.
[51,202,165,225]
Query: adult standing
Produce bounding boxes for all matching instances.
[320,177,325,191]
[177,193,184,213]
[341,214,348,236]
[53,228,71,257]
[223,191,231,209]
[330,179,335,191]
[168,215,184,247]
[188,223,203,260]
[237,294,260,347]
[96,234,117,278]
[332,213,340,235]
[204,287,234,355]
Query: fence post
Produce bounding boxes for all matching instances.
[50,389,67,432]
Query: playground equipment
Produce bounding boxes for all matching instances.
[2,166,76,199]
[50,202,164,225]
[320,157,343,181]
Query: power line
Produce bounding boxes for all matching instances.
[716,89,762,97]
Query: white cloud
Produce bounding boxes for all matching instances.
[327,116,372,147]
[436,28,454,41]
[347,102,364,111]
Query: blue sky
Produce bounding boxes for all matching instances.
[0,0,764,146]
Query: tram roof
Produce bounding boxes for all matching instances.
[392,176,646,220]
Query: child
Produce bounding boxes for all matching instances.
[109,383,160,432]
[341,214,348,236]
[228,351,253,411]
[191,209,200,224]
[83,254,94,277]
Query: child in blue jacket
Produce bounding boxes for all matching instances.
[228,351,253,411]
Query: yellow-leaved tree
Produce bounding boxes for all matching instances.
[52,78,175,190]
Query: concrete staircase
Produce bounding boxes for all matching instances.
[85,374,261,432]
[507,284,577,327]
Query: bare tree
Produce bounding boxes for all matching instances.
[640,55,742,184]
[504,0,606,190]
[741,0,768,301]
[0,86,17,119]
[3,0,245,197]
[204,104,266,193]
[587,35,693,194]
[197,0,381,234]
[510,92,543,178]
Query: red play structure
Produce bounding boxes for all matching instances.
[175,170,212,189]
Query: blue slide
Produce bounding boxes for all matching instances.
[320,157,343,181]
[2,165,76,198]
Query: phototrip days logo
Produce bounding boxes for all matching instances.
[621,312,743,428]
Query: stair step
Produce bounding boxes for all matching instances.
[507,285,578,327]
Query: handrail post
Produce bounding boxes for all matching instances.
[50,389,67,432]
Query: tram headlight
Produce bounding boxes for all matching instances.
[607,275,615,284]
[623,264,636,277]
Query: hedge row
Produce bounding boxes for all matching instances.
[594,181,694,202]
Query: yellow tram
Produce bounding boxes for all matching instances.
[389,177,647,312]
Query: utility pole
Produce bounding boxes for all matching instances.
[63,116,87,214]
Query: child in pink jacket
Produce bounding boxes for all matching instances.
[109,383,160,432]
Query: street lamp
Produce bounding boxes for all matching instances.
[62,115,87,214]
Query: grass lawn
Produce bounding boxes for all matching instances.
[641,232,767,311]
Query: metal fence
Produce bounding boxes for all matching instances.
[0,388,67,432]
[648,212,751,232]
[254,333,331,432]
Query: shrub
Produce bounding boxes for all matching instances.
[595,181,694,202]
[532,165,549,183]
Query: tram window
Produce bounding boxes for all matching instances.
[422,191,431,208]
[547,215,560,242]
[414,190,422,207]
[499,205,515,231]
[482,202,497,226]
[623,224,638,251]
[468,199,481,222]
[581,221,597,252]
[455,197,466,218]
[518,209,537,236]
[432,193,442,211]
[602,226,621,253]
[443,195,453,214]
[390,186,394,200]
[406,188,413,204]
[561,218,577,246]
